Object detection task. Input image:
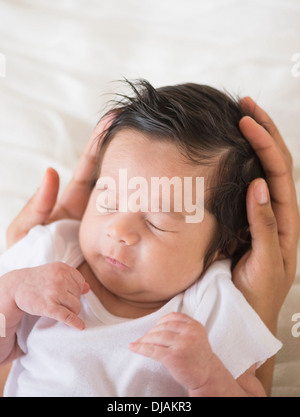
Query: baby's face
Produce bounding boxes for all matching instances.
[79,129,218,308]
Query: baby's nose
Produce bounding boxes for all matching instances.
[106,215,140,246]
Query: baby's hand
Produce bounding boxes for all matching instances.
[13,262,89,330]
[129,312,214,392]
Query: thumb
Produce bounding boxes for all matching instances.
[34,167,60,219]
[246,178,280,256]
[6,168,59,247]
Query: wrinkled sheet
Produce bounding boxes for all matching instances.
[0,0,299,397]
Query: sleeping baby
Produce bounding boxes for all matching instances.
[0,80,281,397]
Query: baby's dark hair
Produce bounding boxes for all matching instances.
[96,79,266,270]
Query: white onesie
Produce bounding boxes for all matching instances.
[0,220,282,397]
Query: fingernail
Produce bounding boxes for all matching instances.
[254,179,269,205]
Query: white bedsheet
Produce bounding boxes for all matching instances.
[0,0,299,397]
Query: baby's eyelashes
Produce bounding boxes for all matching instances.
[97,204,118,213]
[146,220,170,233]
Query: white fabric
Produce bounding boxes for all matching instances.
[1,220,282,397]
[0,0,299,397]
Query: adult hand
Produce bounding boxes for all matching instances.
[233,97,300,330]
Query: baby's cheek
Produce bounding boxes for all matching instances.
[79,219,95,257]
[176,246,205,281]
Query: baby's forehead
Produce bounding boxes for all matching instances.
[100,128,216,180]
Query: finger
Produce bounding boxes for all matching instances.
[157,312,192,327]
[6,168,59,247]
[82,282,90,294]
[58,292,82,316]
[247,178,298,285]
[129,341,169,361]
[240,115,300,275]
[147,320,188,335]
[246,179,281,260]
[66,281,90,298]
[73,138,99,187]
[72,113,116,186]
[129,314,194,356]
[47,304,85,330]
[252,180,299,285]
[239,116,297,215]
[65,267,90,297]
[136,330,178,347]
[239,97,289,159]
[52,140,97,220]
[34,168,60,217]
[53,114,115,221]
[239,116,289,177]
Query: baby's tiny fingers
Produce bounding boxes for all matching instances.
[59,306,85,330]
[135,330,179,348]
[66,267,89,297]
[129,341,168,362]
[82,282,90,294]
[59,292,83,316]
[157,312,192,325]
[148,320,188,336]
[48,304,85,330]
